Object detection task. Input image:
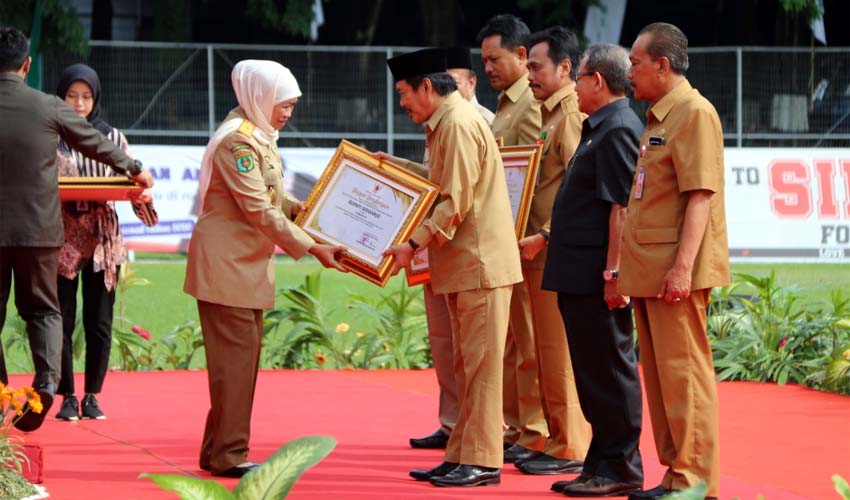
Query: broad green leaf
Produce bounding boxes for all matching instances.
[140,472,234,500]
[834,474,850,499]
[232,436,336,500]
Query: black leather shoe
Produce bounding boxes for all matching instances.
[503,443,541,464]
[409,461,458,481]
[562,475,642,497]
[409,429,450,449]
[214,462,259,478]
[515,453,583,475]
[552,473,593,493]
[14,382,55,432]
[429,464,500,487]
[200,464,210,471]
[629,485,674,500]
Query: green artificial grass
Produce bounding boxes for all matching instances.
[1,258,847,374]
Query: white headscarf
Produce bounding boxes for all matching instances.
[197,60,302,209]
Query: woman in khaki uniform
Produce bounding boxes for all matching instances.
[184,60,345,478]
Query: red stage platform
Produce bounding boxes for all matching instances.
[7,369,849,499]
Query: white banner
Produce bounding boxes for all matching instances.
[116,146,850,262]
[115,145,336,252]
[725,148,849,262]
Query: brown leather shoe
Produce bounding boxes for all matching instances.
[409,461,458,481]
[561,475,641,497]
[552,473,593,493]
[429,464,501,487]
[515,453,583,475]
[409,428,449,449]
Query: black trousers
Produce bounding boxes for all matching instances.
[56,260,116,395]
[557,292,644,484]
[0,246,63,388]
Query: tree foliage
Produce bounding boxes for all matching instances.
[0,0,88,56]
[246,0,316,40]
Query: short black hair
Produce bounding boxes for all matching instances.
[0,26,29,72]
[477,14,530,51]
[638,22,689,75]
[525,26,580,80]
[405,72,458,96]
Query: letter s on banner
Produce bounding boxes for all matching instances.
[769,159,812,218]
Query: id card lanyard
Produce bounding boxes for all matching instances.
[634,144,647,200]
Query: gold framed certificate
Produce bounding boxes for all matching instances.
[58,177,143,201]
[296,140,439,287]
[501,144,543,239]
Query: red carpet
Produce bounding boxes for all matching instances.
[7,369,849,499]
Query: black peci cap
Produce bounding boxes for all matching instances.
[443,47,472,70]
[387,47,447,82]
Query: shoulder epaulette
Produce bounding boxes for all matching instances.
[236,119,255,138]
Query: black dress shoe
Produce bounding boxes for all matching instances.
[515,453,583,475]
[409,429,450,449]
[552,473,593,493]
[409,461,458,481]
[503,443,541,464]
[214,463,259,478]
[429,464,500,487]
[200,464,210,471]
[14,382,55,432]
[629,485,674,500]
[562,475,642,497]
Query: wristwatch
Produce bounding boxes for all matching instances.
[602,268,619,283]
[126,159,143,177]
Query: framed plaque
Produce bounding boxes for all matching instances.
[296,140,439,287]
[501,143,543,239]
[58,177,143,202]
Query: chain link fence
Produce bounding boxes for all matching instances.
[41,41,850,160]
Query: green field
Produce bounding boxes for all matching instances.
[1,257,848,374]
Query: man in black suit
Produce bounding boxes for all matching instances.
[541,43,644,497]
[0,26,153,432]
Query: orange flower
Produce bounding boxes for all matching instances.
[315,352,327,365]
[335,323,350,334]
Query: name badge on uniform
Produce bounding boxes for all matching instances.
[634,166,646,200]
[648,135,665,146]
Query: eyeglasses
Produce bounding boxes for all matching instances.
[576,71,597,82]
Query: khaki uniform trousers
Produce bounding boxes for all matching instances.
[444,285,512,469]
[197,300,264,474]
[423,283,457,434]
[520,268,590,459]
[503,278,547,448]
[632,289,719,497]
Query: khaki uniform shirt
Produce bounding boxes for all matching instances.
[619,80,730,297]
[525,83,584,269]
[184,109,315,310]
[491,74,542,146]
[409,92,522,294]
[470,95,495,126]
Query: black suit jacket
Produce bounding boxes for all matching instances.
[0,73,133,247]
[542,99,643,294]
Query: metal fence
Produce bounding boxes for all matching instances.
[41,41,850,161]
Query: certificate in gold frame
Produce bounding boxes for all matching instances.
[58,176,144,201]
[296,140,439,287]
[501,143,544,239]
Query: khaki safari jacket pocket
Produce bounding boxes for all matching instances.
[635,226,679,244]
